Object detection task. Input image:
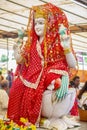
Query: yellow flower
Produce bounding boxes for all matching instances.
[31,124,36,130]
[20,117,28,123]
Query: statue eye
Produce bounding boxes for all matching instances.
[39,21,44,25]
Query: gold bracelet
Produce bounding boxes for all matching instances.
[64,48,71,54]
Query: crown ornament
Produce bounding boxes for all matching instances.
[33,6,47,19]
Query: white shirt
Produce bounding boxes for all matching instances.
[0,89,9,116]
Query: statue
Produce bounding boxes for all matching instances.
[7,3,80,130]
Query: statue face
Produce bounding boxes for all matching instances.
[34,18,45,37]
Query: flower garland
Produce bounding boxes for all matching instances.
[0,117,36,130]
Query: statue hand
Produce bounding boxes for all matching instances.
[13,43,24,64]
[60,36,71,49]
[59,24,71,49]
[47,80,55,90]
[51,75,69,102]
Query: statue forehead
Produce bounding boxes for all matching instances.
[35,17,45,21]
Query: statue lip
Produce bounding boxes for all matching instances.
[36,29,41,32]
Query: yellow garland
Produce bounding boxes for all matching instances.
[0,118,36,130]
[44,18,47,67]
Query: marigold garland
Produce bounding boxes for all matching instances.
[0,117,36,130]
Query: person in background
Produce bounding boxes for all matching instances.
[73,76,80,95]
[78,81,87,110]
[69,80,75,88]
[69,76,80,116]
[0,80,9,116]
[6,70,12,88]
[10,68,14,82]
[0,71,4,87]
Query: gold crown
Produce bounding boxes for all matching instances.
[33,6,47,19]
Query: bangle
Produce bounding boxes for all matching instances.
[64,48,71,54]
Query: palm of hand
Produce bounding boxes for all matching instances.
[59,24,70,49]
[61,36,70,49]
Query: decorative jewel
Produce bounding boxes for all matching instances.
[64,48,71,54]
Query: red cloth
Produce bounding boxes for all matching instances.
[70,98,78,116]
